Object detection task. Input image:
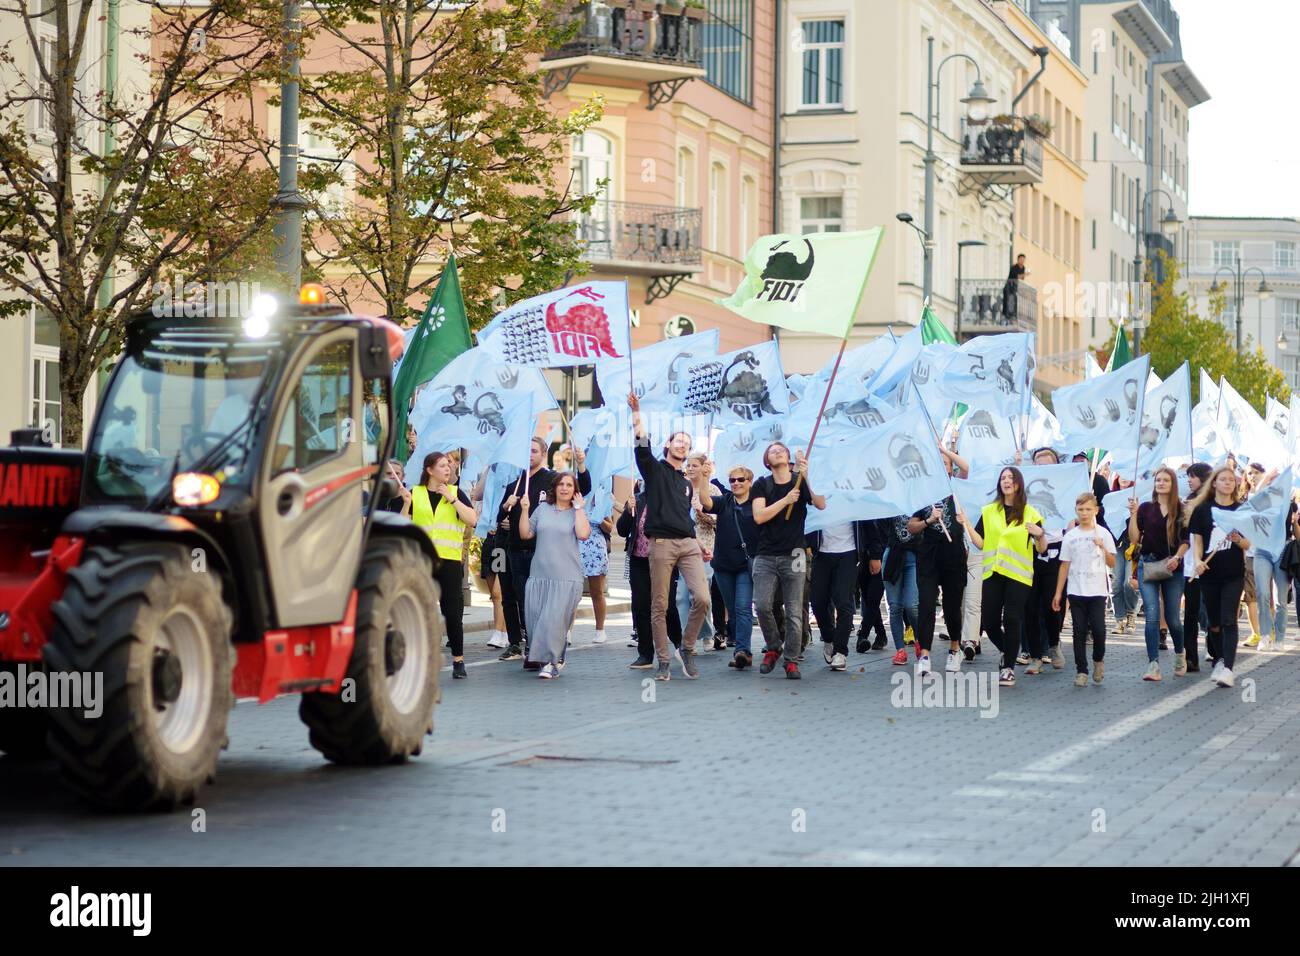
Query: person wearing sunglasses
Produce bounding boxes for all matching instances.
[701,467,760,669]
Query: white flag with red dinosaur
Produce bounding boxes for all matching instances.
[476,281,631,367]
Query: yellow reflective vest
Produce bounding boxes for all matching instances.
[980,501,1043,587]
[411,484,464,561]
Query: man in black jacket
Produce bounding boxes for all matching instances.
[494,436,592,666]
[629,392,711,682]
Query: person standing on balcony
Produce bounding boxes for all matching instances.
[1003,253,1027,322]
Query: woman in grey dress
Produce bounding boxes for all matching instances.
[519,471,591,678]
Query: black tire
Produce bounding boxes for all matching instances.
[0,664,48,759]
[300,536,442,765]
[43,543,233,810]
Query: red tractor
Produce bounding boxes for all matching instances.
[0,295,444,810]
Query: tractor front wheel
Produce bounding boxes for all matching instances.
[299,537,442,765]
[43,543,233,810]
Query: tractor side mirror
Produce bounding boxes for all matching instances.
[379,476,400,501]
[358,326,393,379]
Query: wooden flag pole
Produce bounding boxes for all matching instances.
[783,338,847,519]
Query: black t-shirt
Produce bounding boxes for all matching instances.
[1189,499,1245,582]
[1007,262,1026,282]
[911,497,966,572]
[705,492,758,572]
[752,474,813,556]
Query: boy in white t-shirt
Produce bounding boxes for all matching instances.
[1053,493,1118,686]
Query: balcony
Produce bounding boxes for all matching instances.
[541,2,707,107]
[956,279,1038,338]
[575,200,701,301]
[959,116,1043,188]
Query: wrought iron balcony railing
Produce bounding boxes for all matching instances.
[960,117,1044,181]
[957,278,1038,336]
[547,2,706,69]
[575,200,702,270]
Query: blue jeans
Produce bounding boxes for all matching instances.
[1253,551,1290,643]
[1113,551,1138,619]
[1137,560,1185,661]
[676,559,714,644]
[882,549,919,649]
[713,566,754,654]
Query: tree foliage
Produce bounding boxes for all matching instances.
[1140,252,1289,412]
[296,0,603,328]
[0,0,282,445]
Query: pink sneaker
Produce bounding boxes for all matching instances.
[891,648,909,666]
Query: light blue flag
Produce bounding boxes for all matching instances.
[404,350,550,482]
[1052,354,1150,456]
[1192,396,1228,462]
[711,416,791,485]
[786,373,809,403]
[569,406,636,521]
[956,403,1019,470]
[949,462,1089,535]
[594,329,721,414]
[1218,377,1287,468]
[1110,361,1192,476]
[474,462,515,539]
[937,332,1032,418]
[903,341,958,419]
[864,325,924,404]
[803,407,952,527]
[1265,396,1290,446]
[1027,395,1063,451]
[1100,471,1192,539]
[788,390,899,450]
[1212,469,1294,560]
[675,339,789,426]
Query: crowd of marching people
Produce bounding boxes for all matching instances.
[396,390,1300,692]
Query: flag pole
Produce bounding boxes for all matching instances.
[911,376,953,542]
[783,337,847,519]
[1130,365,1148,495]
[625,278,635,400]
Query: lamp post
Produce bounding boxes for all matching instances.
[956,239,986,341]
[272,0,308,292]
[920,36,994,307]
[1131,184,1181,354]
[1210,258,1272,353]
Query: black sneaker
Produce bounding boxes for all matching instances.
[498,644,523,661]
[452,661,468,679]
[1159,628,1169,650]
[871,634,888,651]
[856,637,870,654]
[713,636,725,651]
[628,655,655,669]
[961,640,976,661]
[822,641,835,665]
[730,650,752,670]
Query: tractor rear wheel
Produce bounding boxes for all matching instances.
[0,664,47,759]
[43,543,233,810]
[299,537,442,765]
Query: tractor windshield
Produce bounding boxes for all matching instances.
[85,326,280,506]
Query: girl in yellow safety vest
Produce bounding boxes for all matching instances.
[957,466,1048,689]
[412,452,479,679]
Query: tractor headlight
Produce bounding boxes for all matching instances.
[173,472,221,507]
[243,293,277,338]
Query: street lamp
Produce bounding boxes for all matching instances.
[1278,332,1289,352]
[956,239,987,341]
[920,36,994,307]
[1210,258,1272,352]
[1131,185,1182,354]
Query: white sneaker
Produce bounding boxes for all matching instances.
[486,630,508,649]
[830,652,847,671]
[1210,660,1225,683]
[1216,666,1235,688]
[592,630,607,644]
[945,650,962,673]
[1260,637,1278,652]
[566,632,573,646]
[555,659,566,673]
[917,655,932,677]
[538,664,556,679]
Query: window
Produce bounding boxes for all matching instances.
[302,125,353,218]
[709,162,725,248]
[1276,241,1297,271]
[30,307,60,444]
[800,19,844,109]
[676,146,695,207]
[35,32,56,135]
[1280,299,1300,334]
[703,0,753,103]
[274,341,353,475]
[1212,241,1239,269]
[799,196,842,233]
[740,174,757,251]
[572,131,614,202]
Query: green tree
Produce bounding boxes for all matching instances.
[0,0,282,445]
[297,0,603,328]
[1140,252,1288,411]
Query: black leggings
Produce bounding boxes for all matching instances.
[1068,594,1107,673]
[1184,577,1202,666]
[981,573,1031,669]
[811,550,858,655]
[916,560,966,652]
[1202,575,1245,669]
[436,559,466,658]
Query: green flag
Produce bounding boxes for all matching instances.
[393,255,472,460]
[718,228,884,339]
[1104,323,1132,372]
[920,305,957,346]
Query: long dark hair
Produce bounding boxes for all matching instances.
[1150,466,1182,547]
[423,451,449,486]
[995,466,1027,526]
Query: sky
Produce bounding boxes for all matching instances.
[1179,0,1300,216]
